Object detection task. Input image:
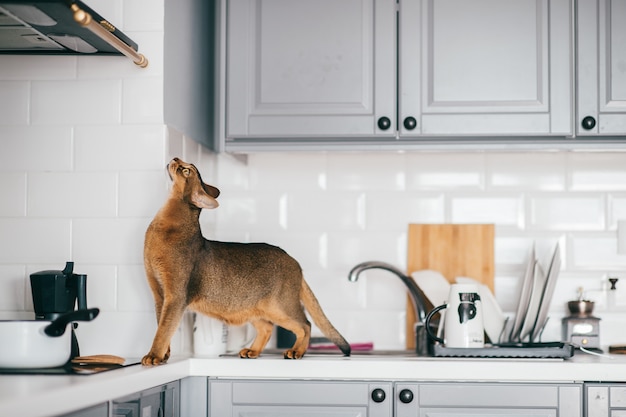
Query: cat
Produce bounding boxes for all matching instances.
[141,158,350,365]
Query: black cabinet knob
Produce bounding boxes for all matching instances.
[377,117,391,131]
[399,389,414,404]
[403,116,417,130]
[581,116,596,130]
[371,388,386,403]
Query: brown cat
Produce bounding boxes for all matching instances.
[141,158,350,365]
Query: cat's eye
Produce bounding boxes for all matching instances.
[182,168,190,176]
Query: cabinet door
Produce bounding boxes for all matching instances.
[209,379,392,417]
[395,383,581,417]
[586,383,626,417]
[226,0,396,139]
[112,382,179,417]
[399,0,573,137]
[577,0,626,135]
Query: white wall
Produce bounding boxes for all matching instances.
[1,0,626,359]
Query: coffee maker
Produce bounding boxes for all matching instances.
[30,261,90,358]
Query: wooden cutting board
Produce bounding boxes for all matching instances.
[405,223,495,349]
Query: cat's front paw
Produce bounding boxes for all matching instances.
[238,348,260,359]
[283,349,305,359]
[141,352,168,366]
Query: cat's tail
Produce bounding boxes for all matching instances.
[300,280,351,356]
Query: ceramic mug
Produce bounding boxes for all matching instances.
[226,323,254,354]
[193,314,229,356]
[425,283,485,348]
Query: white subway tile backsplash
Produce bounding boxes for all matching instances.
[0,81,29,125]
[72,218,150,264]
[27,172,117,218]
[0,56,77,81]
[569,153,626,191]
[487,152,566,190]
[0,265,27,311]
[215,154,252,190]
[366,192,446,231]
[213,190,281,232]
[609,194,626,228]
[75,312,158,358]
[406,153,486,190]
[529,193,605,231]
[327,153,406,191]
[79,264,118,312]
[117,264,154,312]
[284,191,367,232]
[31,80,122,125]
[0,126,73,172]
[358,268,409,312]
[306,269,367,311]
[118,171,169,217]
[124,0,165,31]
[248,153,326,191]
[451,194,523,226]
[0,219,71,263]
[122,77,164,124]
[326,231,406,271]
[570,235,626,269]
[74,125,166,171]
[244,231,326,271]
[0,173,26,216]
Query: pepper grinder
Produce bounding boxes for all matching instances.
[561,287,601,351]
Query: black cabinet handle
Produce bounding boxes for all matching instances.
[371,388,386,403]
[403,116,417,130]
[581,116,596,130]
[377,117,391,130]
[399,389,414,404]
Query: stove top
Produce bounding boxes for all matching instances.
[0,359,141,375]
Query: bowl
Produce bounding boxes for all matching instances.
[567,300,595,316]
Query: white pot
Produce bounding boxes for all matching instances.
[0,320,72,368]
[0,308,99,369]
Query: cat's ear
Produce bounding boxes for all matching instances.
[203,183,220,199]
[191,188,219,209]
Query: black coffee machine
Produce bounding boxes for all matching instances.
[30,261,90,358]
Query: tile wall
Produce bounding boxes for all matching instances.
[1,0,626,359]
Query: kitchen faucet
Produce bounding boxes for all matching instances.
[348,261,431,356]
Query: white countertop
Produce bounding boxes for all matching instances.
[2,352,626,417]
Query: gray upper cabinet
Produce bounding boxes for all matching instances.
[577,0,626,136]
[223,0,573,147]
[226,0,396,139]
[399,0,572,137]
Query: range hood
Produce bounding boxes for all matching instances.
[0,0,147,67]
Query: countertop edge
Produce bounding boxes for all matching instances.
[3,353,626,417]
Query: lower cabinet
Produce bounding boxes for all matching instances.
[112,381,179,417]
[395,382,582,417]
[208,379,582,417]
[586,383,626,417]
[208,379,393,417]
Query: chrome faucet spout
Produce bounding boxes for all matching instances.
[348,261,427,323]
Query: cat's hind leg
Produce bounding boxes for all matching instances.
[273,313,311,359]
[239,319,273,359]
